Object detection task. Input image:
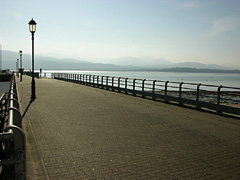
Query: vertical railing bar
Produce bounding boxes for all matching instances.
[142,79,146,98]
[217,85,222,114]
[179,82,183,105]
[165,81,169,102]
[125,78,128,94]
[152,80,156,100]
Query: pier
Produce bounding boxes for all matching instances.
[11,75,240,179]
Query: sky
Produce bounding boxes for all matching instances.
[0,0,240,66]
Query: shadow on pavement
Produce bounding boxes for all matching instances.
[22,99,35,119]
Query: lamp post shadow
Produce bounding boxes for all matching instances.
[22,99,35,119]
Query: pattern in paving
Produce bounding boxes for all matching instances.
[17,75,240,179]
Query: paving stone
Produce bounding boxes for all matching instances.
[17,75,240,179]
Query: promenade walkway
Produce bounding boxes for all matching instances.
[16,75,240,180]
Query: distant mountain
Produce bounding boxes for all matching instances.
[1,50,143,71]
[159,67,240,73]
[107,56,173,67]
[164,62,227,70]
[1,50,239,71]
[222,63,240,70]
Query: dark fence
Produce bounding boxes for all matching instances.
[0,75,26,180]
[52,73,240,117]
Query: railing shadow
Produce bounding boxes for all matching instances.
[22,99,34,119]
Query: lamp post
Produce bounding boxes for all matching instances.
[16,61,18,75]
[29,18,37,100]
[17,59,19,78]
[19,50,23,81]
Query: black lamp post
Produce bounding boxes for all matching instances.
[29,18,37,100]
[17,59,19,78]
[16,61,18,75]
[19,50,23,81]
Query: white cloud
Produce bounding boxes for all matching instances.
[205,16,240,37]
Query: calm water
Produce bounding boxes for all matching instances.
[0,81,10,96]
[41,70,240,88]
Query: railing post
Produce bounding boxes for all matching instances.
[106,76,108,88]
[83,74,86,84]
[152,80,156,100]
[78,74,80,83]
[93,75,95,86]
[97,76,99,87]
[133,78,136,96]
[101,76,104,89]
[217,85,222,114]
[79,74,81,83]
[164,81,169,102]
[179,82,183,106]
[89,75,91,85]
[142,79,146,98]
[118,77,121,93]
[125,78,128,94]
[196,83,201,110]
[112,77,115,91]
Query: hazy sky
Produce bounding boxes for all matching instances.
[1,0,240,66]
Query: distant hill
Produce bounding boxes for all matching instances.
[1,50,144,71]
[167,62,225,69]
[1,50,239,72]
[158,67,240,73]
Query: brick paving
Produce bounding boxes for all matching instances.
[16,75,240,180]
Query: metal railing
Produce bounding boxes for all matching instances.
[52,73,240,117]
[0,75,26,180]
[24,71,39,78]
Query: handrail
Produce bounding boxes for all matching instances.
[52,73,240,117]
[0,74,26,180]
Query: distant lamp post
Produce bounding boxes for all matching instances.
[29,18,37,100]
[19,50,24,81]
[16,61,18,75]
[17,59,19,78]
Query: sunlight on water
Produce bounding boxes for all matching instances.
[41,70,240,88]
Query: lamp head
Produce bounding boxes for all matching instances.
[28,18,37,33]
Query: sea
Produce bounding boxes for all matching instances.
[0,81,10,96]
[1,70,240,96]
[41,70,240,88]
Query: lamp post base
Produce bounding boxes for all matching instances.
[31,78,36,100]
[19,68,24,82]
